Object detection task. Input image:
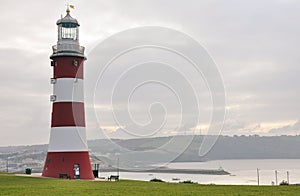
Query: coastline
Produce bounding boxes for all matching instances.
[100,167,230,175]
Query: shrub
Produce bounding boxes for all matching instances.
[180,180,197,184]
[150,178,164,182]
[280,180,289,186]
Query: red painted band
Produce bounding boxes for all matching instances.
[52,56,84,79]
[42,151,94,180]
[51,102,85,127]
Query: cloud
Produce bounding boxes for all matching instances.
[0,0,300,145]
[268,120,300,135]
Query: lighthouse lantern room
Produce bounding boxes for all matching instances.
[42,7,94,180]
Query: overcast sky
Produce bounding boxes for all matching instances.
[0,0,300,147]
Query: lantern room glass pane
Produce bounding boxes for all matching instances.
[60,23,78,40]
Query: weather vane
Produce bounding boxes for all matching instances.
[65,3,75,14]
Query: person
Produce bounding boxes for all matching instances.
[74,167,80,179]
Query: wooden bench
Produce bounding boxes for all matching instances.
[108,175,119,181]
[59,173,70,179]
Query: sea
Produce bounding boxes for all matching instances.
[100,159,300,185]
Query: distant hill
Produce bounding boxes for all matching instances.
[1,135,300,172]
[88,135,300,164]
[175,135,300,161]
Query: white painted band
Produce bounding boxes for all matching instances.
[53,78,84,102]
[48,127,88,152]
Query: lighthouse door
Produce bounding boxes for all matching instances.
[74,164,80,179]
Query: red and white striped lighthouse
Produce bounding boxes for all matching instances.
[42,7,94,180]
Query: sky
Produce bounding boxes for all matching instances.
[0,0,300,146]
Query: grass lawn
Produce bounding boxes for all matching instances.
[0,175,299,195]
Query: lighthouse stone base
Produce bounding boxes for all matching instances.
[42,151,94,180]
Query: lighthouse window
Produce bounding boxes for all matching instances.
[61,27,77,40]
[50,95,56,102]
[50,60,57,66]
[73,59,78,66]
[50,78,57,84]
[60,23,77,40]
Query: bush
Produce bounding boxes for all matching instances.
[180,180,198,184]
[279,180,289,186]
[150,178,164,182]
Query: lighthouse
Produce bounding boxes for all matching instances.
[42,7,94,180]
